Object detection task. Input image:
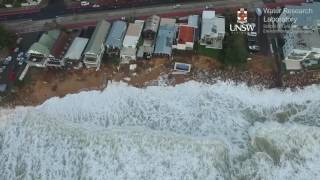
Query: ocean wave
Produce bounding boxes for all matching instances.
[0,81,320,180]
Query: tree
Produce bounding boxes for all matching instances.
[221,34,248,66]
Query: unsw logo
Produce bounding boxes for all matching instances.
[230,8,255,33]
[237,8,248,24]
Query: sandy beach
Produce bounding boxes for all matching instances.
[1,54,320,107]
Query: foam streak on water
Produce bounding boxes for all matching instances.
[0,81,320,180]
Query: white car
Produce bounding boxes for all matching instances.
[249,45,260,51]
[18,52,24,57]
[5,56,12,61]
[173,4,181,9]
[14,47,19,53]
[92,4,100,8]
[81,1,90,6]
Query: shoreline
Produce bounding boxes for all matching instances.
[1,55,320,108]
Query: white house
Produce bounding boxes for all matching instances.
[200,11,225,49]
[83,20,111,70]
[120,20,144,63]
[280,2,320,70]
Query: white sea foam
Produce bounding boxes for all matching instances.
[0,81,320,180]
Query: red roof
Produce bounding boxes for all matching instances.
[51,32,70,58]
[178,25,195,44]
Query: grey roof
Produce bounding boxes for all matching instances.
[84,20,111,55]
[188,15,199,28]
[64,37,89,60]
[281,2,320,27]
[154,25,176,56]
[105,20,127,49]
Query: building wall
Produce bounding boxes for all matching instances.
[83,44,105,69]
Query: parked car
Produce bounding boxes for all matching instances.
[6,56,12,61]
[249,45,260,52]
[3,56,12,65]
[81,1,90,6]
[173,4,181,9]
[18,52,24,57]
[92,4,100,8]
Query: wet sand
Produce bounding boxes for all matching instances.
[1,54,320,108]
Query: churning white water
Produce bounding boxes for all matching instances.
[0,81,320,180]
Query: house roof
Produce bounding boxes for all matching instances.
[126,22,144,37]
[64,37,89,60]
[51,32,70,58]
[201,11,225,38]
[47,29,61,40]
[38,34,56,50]
[178,25,195,44]
[28,42,51,55]
[188,15,199,28]
[202,11,215,19]
[144,15,160,32]
[105,20,127,49]
[154,25,176,55]
[160,18,176,26]
[28,29,61,56]
[84,20,111,55]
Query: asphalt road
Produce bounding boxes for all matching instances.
[0,0,227,21]
[3,0,263,33]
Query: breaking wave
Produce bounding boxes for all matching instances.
[0,81,320,180]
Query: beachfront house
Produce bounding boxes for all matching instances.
[200,11,225,49]
[27,29,74,68]
[105,20,127,56]
[138,15,160,60]
[27,30,61,68]
[279,2,320,70]
[120,20,144,63]
[176,25,196,50]
[142,15,160,40]
[63,37,89,67]
[153,18,177,57]
[83,20,111,70]
[45,31,72,67]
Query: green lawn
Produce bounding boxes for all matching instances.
[195,44,222,60]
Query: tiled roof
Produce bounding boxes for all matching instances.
[178,25,195,44]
